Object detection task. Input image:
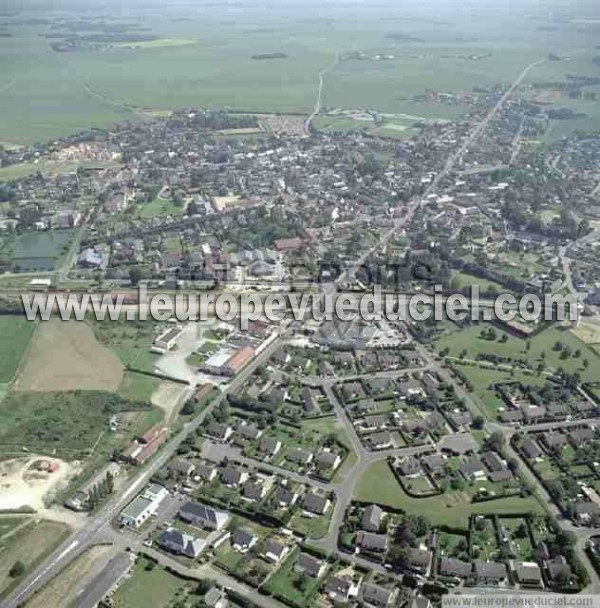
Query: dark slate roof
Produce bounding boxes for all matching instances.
[302,492,329,514]
[361,504,383,530]
[439,557,472,578]
[232,527,257,548]
[474,561,507,580]
[362,583,393,606]
[296,553,324,577]
[356,531,388,551]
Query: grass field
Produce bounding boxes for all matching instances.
[137,196,186,219]
[0,390,161,458]
[434,323,600,383]
[0,520,70,599]
[572,321,600,346]
[354,460,544,529]
[118,371,159,403]
[450,271,504,293]
[0,517,27,538]
[0,316,36,383]
[89,319,158,374]
[0,160,119,182]
[112,556,191,608]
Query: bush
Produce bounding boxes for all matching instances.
[9,560,26,578]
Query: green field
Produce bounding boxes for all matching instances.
[452,365,547,419]
[112,557,191,608]
[450,271,504,293]
[354,460,544,529]
[89,320,158,374]
[0,391,162,459]
[0,520,70,599]
[0,317,36,383]
[3,2,600,145]
[118,371,159,403]
[137,196,186,219]
[434,323,600,383]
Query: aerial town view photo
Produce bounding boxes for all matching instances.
[2,0,600,607]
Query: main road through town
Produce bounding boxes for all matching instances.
[4,56,550,608]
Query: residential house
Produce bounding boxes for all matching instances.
[361,504,383,532]
[221,466,248,487]
[295,553,326,578]
[179,501,229,530]
[546,555,571,584]
[324,576,352,602]
[316,450,341,470]
[473,561,507,585]
[273,486,298,508]
[361,584,395,608]
[302,492,331,515]
[356,531,388,553]
[286,448,314,466]
[439,557,472,579]
[259,437,282,457]
[515,562,543,588]
[231,528,258,553]
[408,549,431,574]
[366,431,393,450]
[207,423,234,442]
[194,464,217,483]
[262,539,289,563]
[521,438,542,459]
[157,527,204,558]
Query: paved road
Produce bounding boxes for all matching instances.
[410,339,600,591]
[67,552,133,608]
[2,334,285,608]
[8,56,567,604]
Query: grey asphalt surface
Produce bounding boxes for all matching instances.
[67,552,133,608]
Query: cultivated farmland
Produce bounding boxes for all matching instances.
[14,319,124,393]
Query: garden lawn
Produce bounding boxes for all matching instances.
[112,557,190,608]
[264,549,322,607]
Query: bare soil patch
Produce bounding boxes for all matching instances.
[151,380,189,422]
[0,456,81,511]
